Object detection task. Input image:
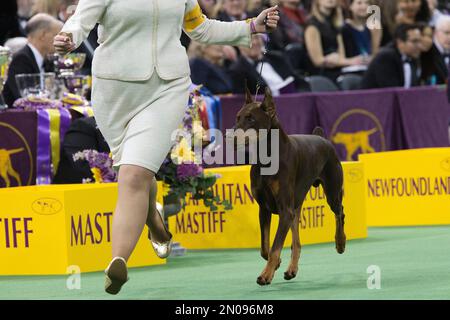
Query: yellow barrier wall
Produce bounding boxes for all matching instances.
[360,148,450,226]
[168,163,367,249]
[0,183,164,275]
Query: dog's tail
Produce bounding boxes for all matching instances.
[312,127,325,138]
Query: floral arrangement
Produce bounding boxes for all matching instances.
[73,150,117,183]
[13,95,62,110]
[61,92,88,107]
[62,86,229,212]
[156,86,231,212]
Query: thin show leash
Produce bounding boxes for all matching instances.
[254,14,275,100]
[254,39,268,99]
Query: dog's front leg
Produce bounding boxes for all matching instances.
[259,206,271,261]
[257,208,294,286]
[284,208,301,280]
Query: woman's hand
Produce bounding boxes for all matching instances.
[347,55,365,66]
[324,53,341,68]
[53,32,76,55]
[253,5,280,33]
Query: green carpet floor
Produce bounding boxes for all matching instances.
[1,226,450,300]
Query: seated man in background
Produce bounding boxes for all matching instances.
[189,43,234,95]
[361,24,423,89]
[217,0,250,21]
[421,15,450,85]
[3,13,62,107]
[229,34,308,96]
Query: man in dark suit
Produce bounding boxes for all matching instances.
[422,15,450,85]
[229,35,308,95]
[3,14,63,107]
[361,24,423,89]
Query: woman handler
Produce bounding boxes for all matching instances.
[54,0,279,294]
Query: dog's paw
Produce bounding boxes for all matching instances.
[256,275,272,286]
[284,271,297,281]
[336,244,346,254]
[336,239,345,254]
[284,265,298,280]
[257,266,275,286]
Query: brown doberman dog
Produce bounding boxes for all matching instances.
[232,86,346,286]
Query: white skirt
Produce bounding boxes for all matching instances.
[91,73,192,173]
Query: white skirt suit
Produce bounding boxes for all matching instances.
[61,0,252,173]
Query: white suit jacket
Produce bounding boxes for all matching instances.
[62,0,252,81]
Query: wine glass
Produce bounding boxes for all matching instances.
[0,46,12,109]
[15,73,57,100]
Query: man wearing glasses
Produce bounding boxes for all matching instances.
[362,24,423,89]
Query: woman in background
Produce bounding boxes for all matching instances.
[396,0,431,25]
[304,0,363,81]
[342,0,380,59]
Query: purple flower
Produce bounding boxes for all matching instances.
[13,97,62,110]
[176,163,203,180]
[73,149,117,183]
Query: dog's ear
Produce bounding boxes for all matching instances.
[260,86,276,118]
[245,79,253,104]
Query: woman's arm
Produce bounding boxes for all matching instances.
[183,0,278,47]
[304,25,327,67]
[55,0,106,53]
[370,28,382,56]
[305,27,362,68]
[336,35,363,67]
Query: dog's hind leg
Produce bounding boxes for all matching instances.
[259,206,271,261]
[331,192,346,254]
[322,161,346,254]
[284,207,301,280]
[0,167,11,188]
[257,207,295,286]
[8,167,22,186]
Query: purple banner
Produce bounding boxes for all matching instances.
[0,110,37,188]
[396,86,450,149]
[272,93,318,135]
[0,107,79,188]
[221,93,317,135]
[36,109,52,185]
[59,107,72,143]
[315,89,399,161]
[216,94,317,167]
[219,87,450,162]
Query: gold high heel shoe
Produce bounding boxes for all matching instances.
[104,257,129,295]
[148,202,173,259]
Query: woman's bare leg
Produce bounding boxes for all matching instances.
[111,164,154,261]
[146,177,171,242]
